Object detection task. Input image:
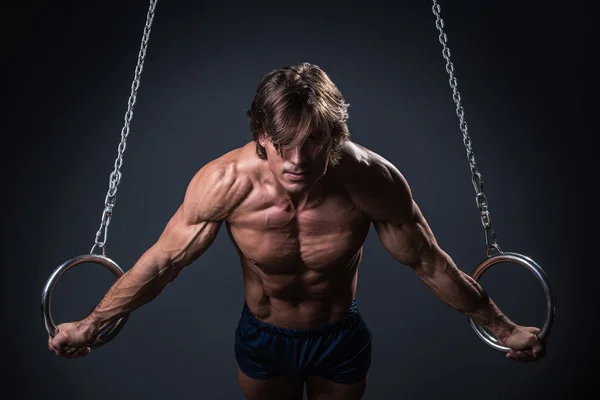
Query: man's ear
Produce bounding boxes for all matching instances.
[258,130,267,148]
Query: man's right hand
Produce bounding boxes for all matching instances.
[48,321,95,359]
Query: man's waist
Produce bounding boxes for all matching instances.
[241,297,360,336]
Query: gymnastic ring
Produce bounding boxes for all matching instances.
[468,252,556,353]
[41,254,129,350]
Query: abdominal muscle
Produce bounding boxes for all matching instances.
[239,250,363,329]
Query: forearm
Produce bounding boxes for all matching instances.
[83,245,176,335]
[414,250,517,339]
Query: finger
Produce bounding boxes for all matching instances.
[48,336,54,351]
[50,333,65,351]
[60,345,91,359]
[54,347,69,357]
[67,346,86,357]
[521,350,538,363]
[55,345,76,357]
[73,347,91,358]
[507,350,531,363]
[506,349,521,359]
[62,347,80,359]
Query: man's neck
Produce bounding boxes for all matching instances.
[273,172,330,211]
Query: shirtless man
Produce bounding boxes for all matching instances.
[48,62,546,400]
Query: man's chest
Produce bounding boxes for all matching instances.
[227,194,371,269]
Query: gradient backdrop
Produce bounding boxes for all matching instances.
[6,0,593,399]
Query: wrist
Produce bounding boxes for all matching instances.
[79,313,104,340]
[493,320,519,342]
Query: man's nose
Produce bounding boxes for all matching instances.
[287,144,310,165]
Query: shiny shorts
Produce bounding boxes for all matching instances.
[234,299,372,384]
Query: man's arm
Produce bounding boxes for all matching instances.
[82,157,249,337]
[348,147,518,341]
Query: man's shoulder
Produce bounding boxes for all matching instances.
[334,141,401,183]
[185,143,258,214]
[333,141,412,220]
[197,142,261,179]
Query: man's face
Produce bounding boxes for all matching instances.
[259,132,331,194]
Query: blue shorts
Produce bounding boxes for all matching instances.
[234,299,372,384]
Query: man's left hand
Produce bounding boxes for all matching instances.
[499,326,546,362]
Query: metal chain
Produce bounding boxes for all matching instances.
[91,0,158,255]
[431,0,501,257]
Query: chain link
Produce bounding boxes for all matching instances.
[92,0,158,255]
[431,0,501,257]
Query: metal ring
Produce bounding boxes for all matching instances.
[41,254,129,350]
[468,252,556,352]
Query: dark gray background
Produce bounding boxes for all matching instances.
[6,0,593,399]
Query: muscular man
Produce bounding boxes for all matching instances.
[48,63,546,400]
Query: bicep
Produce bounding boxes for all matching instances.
[373,201,439,270]
[153,158,245,268]
[156,205,222,268]
[359,155,440,270]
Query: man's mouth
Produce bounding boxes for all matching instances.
[285,171,310,181]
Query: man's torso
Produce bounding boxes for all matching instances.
[214,142,379,328]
